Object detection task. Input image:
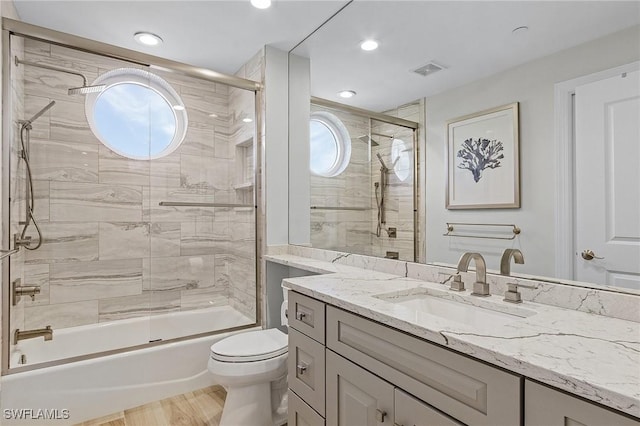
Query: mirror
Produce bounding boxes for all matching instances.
[288,1,640,291]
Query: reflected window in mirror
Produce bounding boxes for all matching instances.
[309,111,351,177]
[391,138,411,182]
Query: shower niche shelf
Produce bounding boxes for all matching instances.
[234,136,254,205]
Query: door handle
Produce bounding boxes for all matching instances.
[581,249,604,261]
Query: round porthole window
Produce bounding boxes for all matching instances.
[85,68,188,160]
[309,111,351,177]
[391,138,411,181]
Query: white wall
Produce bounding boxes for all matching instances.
[425,25,640,276]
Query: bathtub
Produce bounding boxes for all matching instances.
[1,306,258,425]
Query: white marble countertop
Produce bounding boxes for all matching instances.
[265,254,640,418]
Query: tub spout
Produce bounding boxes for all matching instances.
[14,326,53,345]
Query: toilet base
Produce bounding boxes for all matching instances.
[220,380,287,426]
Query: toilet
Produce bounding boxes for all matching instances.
[208,293,289,426]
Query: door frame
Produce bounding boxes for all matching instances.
[554,61,640,280]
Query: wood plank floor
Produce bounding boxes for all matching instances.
[75,386,226,426]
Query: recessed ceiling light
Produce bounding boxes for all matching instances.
[338,90,356,99]
[134,32,163,46]
[173,105,185,111]
[251,0,271,9]
[360,40,379,51]
[242,117,253,123]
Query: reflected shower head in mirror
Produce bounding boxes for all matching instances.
[356,135,379,146]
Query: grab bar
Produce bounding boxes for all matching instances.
[159,201,253,208]
[0,248,19,260]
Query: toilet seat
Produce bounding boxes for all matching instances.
[211,328,287,362]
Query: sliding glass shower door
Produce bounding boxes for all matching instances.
[3,33,257,372]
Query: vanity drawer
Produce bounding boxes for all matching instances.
[289,389,325,426]
[289,291,325,344]
[326,306,522,426]
[289,328,326,416]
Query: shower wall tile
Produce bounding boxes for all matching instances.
[22,264,50,307]
[150,222,181,257]
[147,186,217,222]
[24,222,99,264]
[213,131,233,159]
[49,99,97,143]
[49,258,143,304]
[178,122,216,157]
[180,154,231,193]
[32,180,50,222]
[142,255,216,292]
[98,290,181,322]
[49,43,142,76]
[150,157,181,188]
[98,146,150,186]
[24,38,51,57]
[24,95,52,139]
[50,181,142,222]
[180,219,230,256]
[23,64,97,106]
[25,300,98,330]
[30,138,99,183]
[99,222,150,260]
[180,287,229,311]
[181,90,229,124]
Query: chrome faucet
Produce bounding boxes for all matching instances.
[457,252,490,297]
[500,248,525,275]
[14,326,53,345]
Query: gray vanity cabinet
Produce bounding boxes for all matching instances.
[395,389,463,426]
[326,349,395,426]
[524,381,639,426]
[289,390,325,426]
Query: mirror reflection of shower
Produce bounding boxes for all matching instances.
[374,133,396,238]
[15,101,56,250]
[13,57,105,250]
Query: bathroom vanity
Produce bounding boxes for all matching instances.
[264,252,640,426]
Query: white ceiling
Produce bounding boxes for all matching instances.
[12,0,348,74]
[12,1,640,112]
[293,1,640,111]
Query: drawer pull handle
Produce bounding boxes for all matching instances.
[376,409,387,423]
[295,311,306,320]
[296,363,308,375]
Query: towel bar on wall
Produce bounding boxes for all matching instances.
[310,206,370,211]
[159,201,254,208]
[443,222,521,240]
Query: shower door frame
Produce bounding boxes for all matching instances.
[1,17,264,375]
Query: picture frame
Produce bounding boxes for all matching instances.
[446,102,520,209]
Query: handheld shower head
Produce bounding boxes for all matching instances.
[23,101,56,126]
[376,153,389,171]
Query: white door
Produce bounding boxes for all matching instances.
[574,68,640,289]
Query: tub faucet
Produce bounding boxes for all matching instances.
[500,248,525,275]
[14,326,53,345]
[457,252,490,297]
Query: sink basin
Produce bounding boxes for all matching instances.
[375,288,536,328]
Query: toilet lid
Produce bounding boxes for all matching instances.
[210,329,288,362]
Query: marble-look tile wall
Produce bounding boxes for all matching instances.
[309,105,372,254]
[7,37,257,334]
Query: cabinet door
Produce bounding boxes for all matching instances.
[289,328,326,415]
[395,389,463,426]
[326,350,394,426]
[289,390,325,426]
[525,380,638,426]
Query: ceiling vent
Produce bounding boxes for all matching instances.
[412,62,445,77]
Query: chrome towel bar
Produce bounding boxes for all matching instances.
[159,202,253,208]
[443,222,521,240]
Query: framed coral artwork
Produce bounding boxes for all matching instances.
[446,102,520,209]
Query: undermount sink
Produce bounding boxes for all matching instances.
[374,287,536,328]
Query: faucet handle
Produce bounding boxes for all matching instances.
[504,282,537,304]
[449,274,465,292]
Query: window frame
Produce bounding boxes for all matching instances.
[309,111,351,177]
[85,68,188,160]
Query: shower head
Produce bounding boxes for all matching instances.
[376,153,389,171]
[23,101,56,126]
[68,84,106,95]
[356,135,379,147]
